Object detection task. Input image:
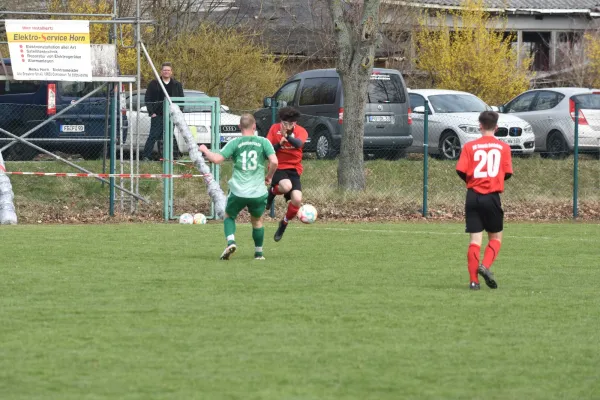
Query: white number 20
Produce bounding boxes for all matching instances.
[473,149,501,178]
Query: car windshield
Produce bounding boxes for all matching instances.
[428,94,489,113]
[183,91,212,113]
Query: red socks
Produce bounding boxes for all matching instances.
[271,185,283,195]
[467,244,481,283]
[468,240,502,283]
[482,239,502,269]
[283,203,300,224]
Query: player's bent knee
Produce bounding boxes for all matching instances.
[279,180,293,193]
[250,216,263,228]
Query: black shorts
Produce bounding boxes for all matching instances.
[465,189,504,233]
[272,168,302,201]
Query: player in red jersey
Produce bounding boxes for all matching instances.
[456,111,513,290]
[265,107,309,241]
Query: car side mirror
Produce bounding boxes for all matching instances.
[413,106,425,114]
[490,106,499,112]
[221,105,230,113]
[140,106,148,113]
[263,97,273,108]
[497,105,506,113]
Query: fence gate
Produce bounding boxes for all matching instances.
[163,96,221,221]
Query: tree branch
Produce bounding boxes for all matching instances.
[329,0,353,73]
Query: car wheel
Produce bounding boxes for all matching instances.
[314,129,337,160]
[543,130,569,160]
[5,127,38,161]
[80,146,104,160]
[439,130,461,160]
[6,144,38,161]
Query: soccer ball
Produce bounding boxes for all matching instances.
[179,213,194,224]
[193,213,207,225]
[297,204,318,224]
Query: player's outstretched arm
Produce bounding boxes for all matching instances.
[198,144,225,165]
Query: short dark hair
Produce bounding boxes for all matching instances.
[161,62,173,70]
[479,111,499,131]
[278,106,301,122]
[239,114,256,130]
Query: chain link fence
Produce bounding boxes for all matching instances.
[1,93,599,223]
[231,97,599,221]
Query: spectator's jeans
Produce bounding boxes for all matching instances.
[142,115,164,159]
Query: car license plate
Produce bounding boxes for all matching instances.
[504,138,517,145]
[60,125,85,133]
[368,116,392,123]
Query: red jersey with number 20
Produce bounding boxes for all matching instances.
[456,136,513,194]
[266,123,308,175]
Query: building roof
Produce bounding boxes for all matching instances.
[234,0,332,56]
[404,0,600,12]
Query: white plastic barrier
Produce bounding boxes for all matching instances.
[0,151,18,225]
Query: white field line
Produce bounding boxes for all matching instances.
[297,226,600,243]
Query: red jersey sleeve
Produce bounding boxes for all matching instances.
[266,124,281,146]
[503,144,513,175]
[456,144,471,175]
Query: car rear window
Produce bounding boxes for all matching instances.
[299,77,338,106]
[368,73,406,104]
[572,93,600,109]
[0,80,42,95]
[59,81,108,98]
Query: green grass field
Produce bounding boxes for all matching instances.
[1,221,599,399]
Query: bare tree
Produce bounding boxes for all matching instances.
[329,0,382,191]
[530,31,591,88]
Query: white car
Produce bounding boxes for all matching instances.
[122,89,242,157]
[408,89,535,160]
[498,88,600,159]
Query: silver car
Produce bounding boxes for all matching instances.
[408,89,535,160]
[499,88,600,159]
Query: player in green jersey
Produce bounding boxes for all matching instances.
[199,114,278,260]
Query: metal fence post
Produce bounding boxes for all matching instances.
[163,100,171,222]
[109,83,117,217]
[422,101,429,218]
[269,98,277,219]
[573,101,580,219]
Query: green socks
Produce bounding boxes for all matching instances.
[252,227,264,257]
[224,217,236,245]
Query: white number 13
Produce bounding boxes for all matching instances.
[474,149,501,178]
[241,150,258,171]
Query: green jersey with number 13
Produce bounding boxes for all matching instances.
[219,136,276,198]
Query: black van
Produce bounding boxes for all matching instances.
[254,68,413,159]
[0,59,126,160]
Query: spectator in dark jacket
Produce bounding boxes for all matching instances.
[142,62,184,160]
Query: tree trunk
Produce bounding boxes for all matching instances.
[329,0,382,191]
[337,72,369,190]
